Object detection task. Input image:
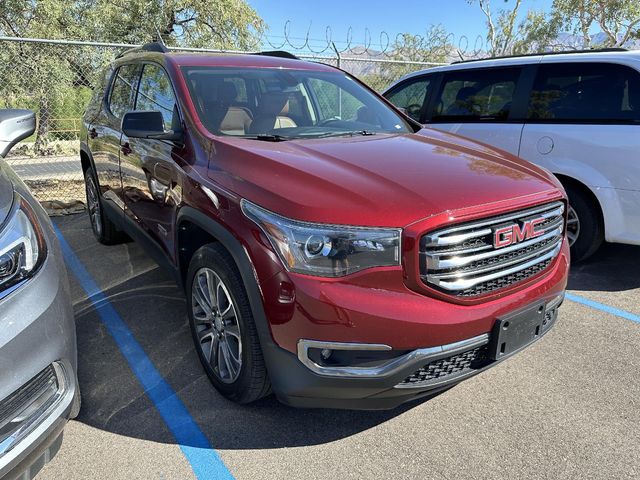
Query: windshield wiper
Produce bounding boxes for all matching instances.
[252,134,292,142]
[307,130,378,139]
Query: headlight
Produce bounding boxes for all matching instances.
[0,195,47,293]
[241,200,401,277]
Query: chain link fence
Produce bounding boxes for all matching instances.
[0,37,441,212]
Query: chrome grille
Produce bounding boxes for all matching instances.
[421,202,565,297]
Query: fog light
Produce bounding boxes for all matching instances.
[320,349,332,360]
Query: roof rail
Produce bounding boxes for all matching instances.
[117,41,168,59]
[452,47,629,64]
[253,50,299,60]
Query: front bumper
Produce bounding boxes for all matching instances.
[0,219,78,479]
[260,240,569,410]
[265,295,562,410]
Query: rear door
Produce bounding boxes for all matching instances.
[88,63,141,212]
[426,66,527,155]
[519,61,640,244]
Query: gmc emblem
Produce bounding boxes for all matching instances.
[494,218,545,248]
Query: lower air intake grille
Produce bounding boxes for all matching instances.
[0,365,57,428]
[399,346,490,387]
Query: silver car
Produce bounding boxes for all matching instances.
[0,110,79,479]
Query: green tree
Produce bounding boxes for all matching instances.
[0,0,264,153]
[551,0,640,47]
[360,26,451,91]
[468,0,560,57]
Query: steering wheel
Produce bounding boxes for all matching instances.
[317,117,342,127]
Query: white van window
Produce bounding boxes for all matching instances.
[528,63,640,123]
[386,78,431,121]
[433,68,520,122]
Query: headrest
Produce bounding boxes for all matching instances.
[259,93,289,116]
[219,82,238,103]
[456,87,477,102]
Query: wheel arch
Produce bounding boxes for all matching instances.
[553,174,605,228]
[175,207,274,345]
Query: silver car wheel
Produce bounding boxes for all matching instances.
[192,268,242,384]
[567,205,581,247]
[86,174,102,237]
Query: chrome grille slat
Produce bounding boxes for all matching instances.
[423,203,565,246]
[426,226,564,270]
[421,202,565,297]
[428,238,562,281]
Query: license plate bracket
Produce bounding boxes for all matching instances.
[489,301,546,360]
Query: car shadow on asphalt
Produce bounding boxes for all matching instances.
[568,242,640,292]
[70,245,426,450]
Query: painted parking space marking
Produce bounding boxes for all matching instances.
[55,225,235,480]
[566,292,640,325]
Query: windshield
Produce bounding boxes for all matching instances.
[181,66,414,139]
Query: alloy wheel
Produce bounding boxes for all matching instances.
[566,205,581,247]
[191,268,243,384]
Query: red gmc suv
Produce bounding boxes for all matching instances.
[80,43,569,409]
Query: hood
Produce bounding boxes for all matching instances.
[0,161,14,227]
[207,129,562,227]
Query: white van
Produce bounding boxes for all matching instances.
[383,49,640,261]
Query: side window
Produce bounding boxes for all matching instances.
[108,64,140,119]
[307,77,366,122]
[528,62,640,123]
[136,64,177,130]
[385,78,431,121]
[433,68,520,122]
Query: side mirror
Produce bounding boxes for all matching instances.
[0,109,36,158]
[122,111,182,142]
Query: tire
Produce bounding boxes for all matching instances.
[564,184,604,262]
[83,168,127,245]
[186,243,271,404]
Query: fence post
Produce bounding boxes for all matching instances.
[331,42,343,118]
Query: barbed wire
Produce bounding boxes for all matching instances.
[260,20,491,59]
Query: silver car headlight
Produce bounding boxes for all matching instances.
[0,195,47,293]
[241,200,401,277]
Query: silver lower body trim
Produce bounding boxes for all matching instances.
[297,335,490,379]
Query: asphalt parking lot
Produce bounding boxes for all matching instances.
[38,213,639,480]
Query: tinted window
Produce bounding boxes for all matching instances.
[386,78,431,121]
[528,63,640,123]
[433,68,520,121]
[136,64,177,130]
[182,66,413,138]
[108,64,140,119]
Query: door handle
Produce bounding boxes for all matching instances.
[121,142,132,156]
[89,128,98,139]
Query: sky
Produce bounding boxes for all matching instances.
[248,0,555,52]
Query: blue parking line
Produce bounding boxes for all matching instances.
[54,226,235,480]
[566,292,640,324]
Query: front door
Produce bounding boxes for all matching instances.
[120,63,184,262]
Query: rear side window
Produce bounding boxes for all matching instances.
[432,68,520,122]
[108,64,140,119]
[385,78,431,121]
[528,63,640,123]
[136,64,177,130]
